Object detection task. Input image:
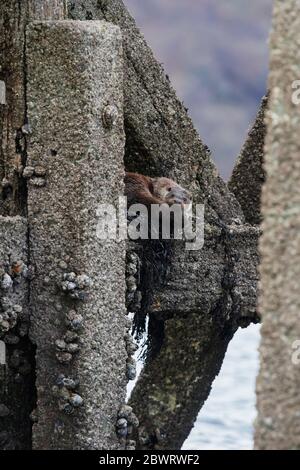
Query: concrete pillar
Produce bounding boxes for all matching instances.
[0,216,32,449]
[255,0,300,450]
[26,20,126,449]
[0,0,66,216]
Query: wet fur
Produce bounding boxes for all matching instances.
[125,173,191,358]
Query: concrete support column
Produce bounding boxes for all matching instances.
[26,20,126,449]
[255,0,300,450]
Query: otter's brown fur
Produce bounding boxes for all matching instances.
[125,172,191,207]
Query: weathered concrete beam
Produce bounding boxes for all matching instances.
[128,223,260,449]
[0,0,66,216]
[26,20,126,450]
[147,225,260,326]
[229,96,268,226]
[255,0,300,450]
[0,216,33,450]
[67,0,244,225]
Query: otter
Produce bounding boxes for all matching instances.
[125,173,192,350]
[124,172,192,208]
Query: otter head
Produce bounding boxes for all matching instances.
[152,177,192,207]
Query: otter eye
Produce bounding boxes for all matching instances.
[167,187,172,192]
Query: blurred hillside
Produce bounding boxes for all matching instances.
[124,0,272,179]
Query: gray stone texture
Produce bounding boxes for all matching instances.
[229,96,268,226]
[26,20,127,449]
[0,1,66,216]
[255,0,300,450]
[0,216,33,449]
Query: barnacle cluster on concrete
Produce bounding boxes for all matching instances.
[116,404,139,450]
[0,260,28,338]
[55,309,84,364]
[125,249,141,384]
[61,272,93,301]
[54,272,92,364]
[52,374,83,415]
[125,331,138,381]
[0,300,21,335]
[126,251,142,313]
[22,165,47,187]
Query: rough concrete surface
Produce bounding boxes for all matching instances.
[0,216,33,449]
[255,0,300,450]
[229,96,268,226]
[26,20,127,449]
[0,1,66,216]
